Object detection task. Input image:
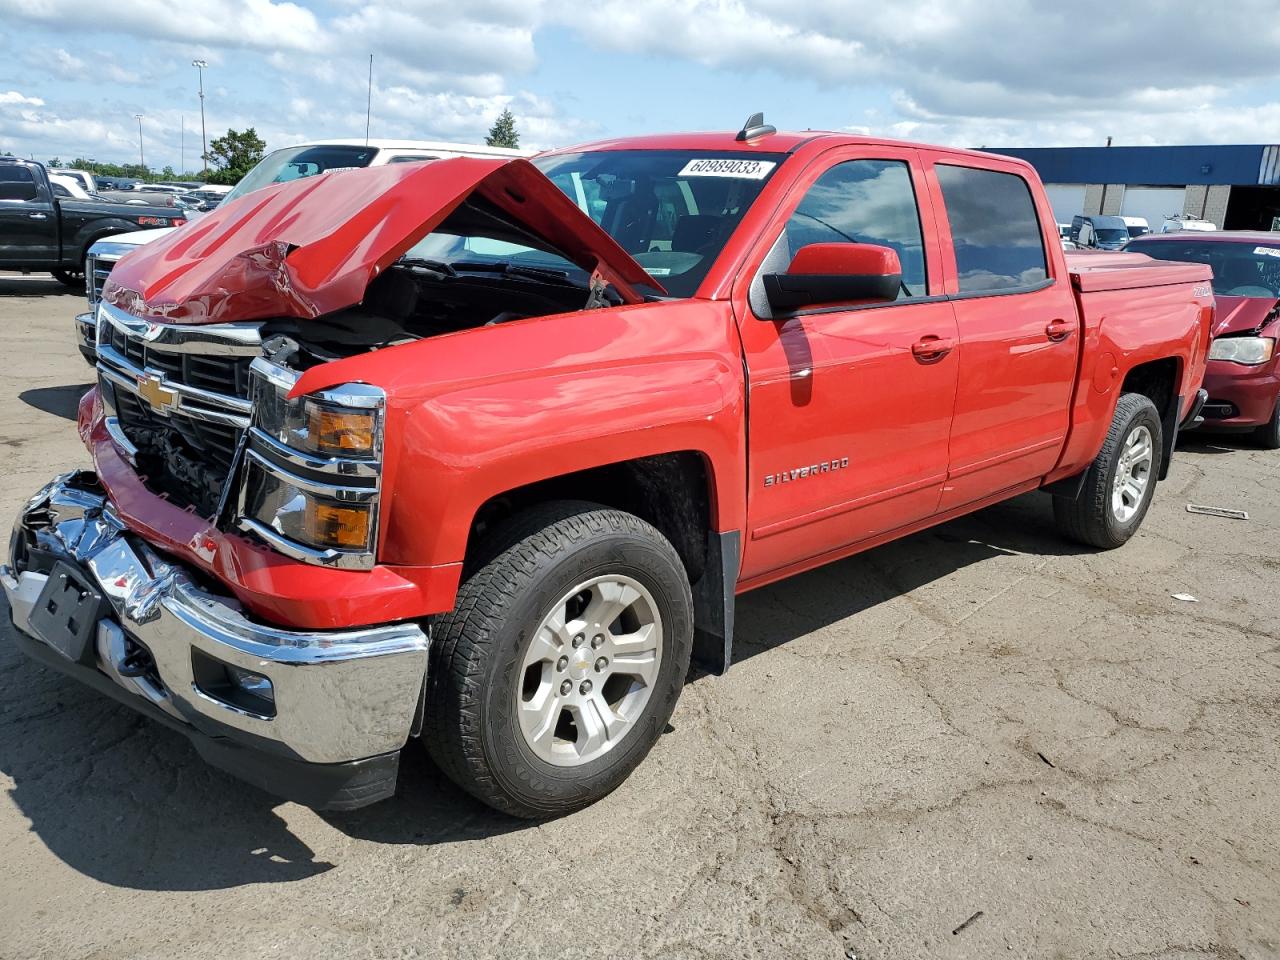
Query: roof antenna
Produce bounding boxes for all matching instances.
[736,112,776,142]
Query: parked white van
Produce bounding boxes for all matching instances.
[1120,216,1150,238]
[1161,216,1217,233]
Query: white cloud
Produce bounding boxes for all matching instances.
[0,0,324,52]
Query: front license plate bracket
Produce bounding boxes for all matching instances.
[28,561,108,665]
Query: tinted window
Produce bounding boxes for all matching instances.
[387,155,439,164]
[937,165,1047,292]
[0,165,38,202]
[784,159,927,298]
[50,182,70,199]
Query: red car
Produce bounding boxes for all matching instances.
[5,120,1213,816]
[1125,231,1280,447]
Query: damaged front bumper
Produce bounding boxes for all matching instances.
[2,471,429,809]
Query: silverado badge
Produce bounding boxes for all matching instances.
[136,373,179,415]
[763,457,850,487]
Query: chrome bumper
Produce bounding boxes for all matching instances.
[3,471,429,766]
[74,311,96,360]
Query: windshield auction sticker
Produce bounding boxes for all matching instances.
[1253,246,1280,258]
[678,158,776,180]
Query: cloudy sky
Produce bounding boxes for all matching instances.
[2,0,1278,170]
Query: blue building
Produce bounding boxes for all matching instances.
[988,144,1280,232]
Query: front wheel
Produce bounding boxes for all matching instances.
[1054,392,1163,549]
[423,501,693,818]
[52,267,85,288]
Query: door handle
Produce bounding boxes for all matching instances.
[28,212,48,220]
[911,335,954,363]
[1045,318,1074,342]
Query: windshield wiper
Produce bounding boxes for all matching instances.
[399,256,457,277]
[451,260,588,288]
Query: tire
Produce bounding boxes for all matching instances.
[1253,395,1280,450]
[424,500,694,818]
[52,267,85,289]
[1054,392,1163,549]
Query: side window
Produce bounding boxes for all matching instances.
[0,165,39,202]
[936,164,1048,293]
[50,182,70,199]
[387,155,439,164]
[784,159,928,299]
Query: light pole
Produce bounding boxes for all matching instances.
[134,114,145,171]
[192,59,208,176]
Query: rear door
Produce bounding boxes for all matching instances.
[921,156,1080,511]
[736,147,959,580]
[0,164,58,265]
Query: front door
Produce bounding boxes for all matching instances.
[738,151,959,581]
[0,164,57,265]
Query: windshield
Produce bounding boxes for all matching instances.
[1126,226,1149,237]
[402,150,786,299]
[222,144,380,205]
[1095,228,1128,243]
[1128,239,1280,298]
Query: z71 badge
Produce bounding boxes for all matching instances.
[764,457,850,487]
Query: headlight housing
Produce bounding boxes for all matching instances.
[236,359,385,569]
[1208,336,1276,365]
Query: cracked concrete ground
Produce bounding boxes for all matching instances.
[0,274,1277,960]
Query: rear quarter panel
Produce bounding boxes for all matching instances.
[289,298,748,567]
[1048,272,1213,482]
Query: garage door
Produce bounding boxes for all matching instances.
[1121,187,1186,233]
[1044,184,1086,227]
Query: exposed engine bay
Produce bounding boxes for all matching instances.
[260,258,613,370]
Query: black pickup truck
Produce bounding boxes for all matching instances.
[0,158,185,286]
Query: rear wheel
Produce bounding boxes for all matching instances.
[1254,394,1280,450]
[1054,392,1163,549]
[423,501,693,818]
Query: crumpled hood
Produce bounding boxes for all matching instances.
[1213,295,1280,336]
[102,158,661,323]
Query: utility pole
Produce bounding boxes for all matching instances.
[181,115,185,174]
[365,54,373,146]
[193,59,208,175]
[135,114,145,171]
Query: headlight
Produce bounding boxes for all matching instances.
[251,364,383,461]
[238,359,384,568]
[241,456,376,553]
[1209,336,1275,365]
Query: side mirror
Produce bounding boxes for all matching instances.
[763,242,902,311]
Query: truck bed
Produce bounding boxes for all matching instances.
[1066,250,1212,292]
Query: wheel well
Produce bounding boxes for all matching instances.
[468,452,714,585]
[1120,358,1181,418]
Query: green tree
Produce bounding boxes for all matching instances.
[485,108,520,149]
[203,127,267,185]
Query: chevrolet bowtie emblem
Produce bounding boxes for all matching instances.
[136,373,179,414]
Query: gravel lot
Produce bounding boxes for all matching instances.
[1,272,1278,960]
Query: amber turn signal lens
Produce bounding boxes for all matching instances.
[307,405,376,456]
[304,501,371,550]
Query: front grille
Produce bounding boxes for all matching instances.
[95,302,262,518]
[86,254,116,308]
[103,323,253,397]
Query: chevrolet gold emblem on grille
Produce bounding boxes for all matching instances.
[136,373,180,414]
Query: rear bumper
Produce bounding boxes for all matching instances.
[3,471,429,808]
[1198,359,1280,428]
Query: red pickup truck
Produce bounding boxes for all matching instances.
[4,119,1213,817]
